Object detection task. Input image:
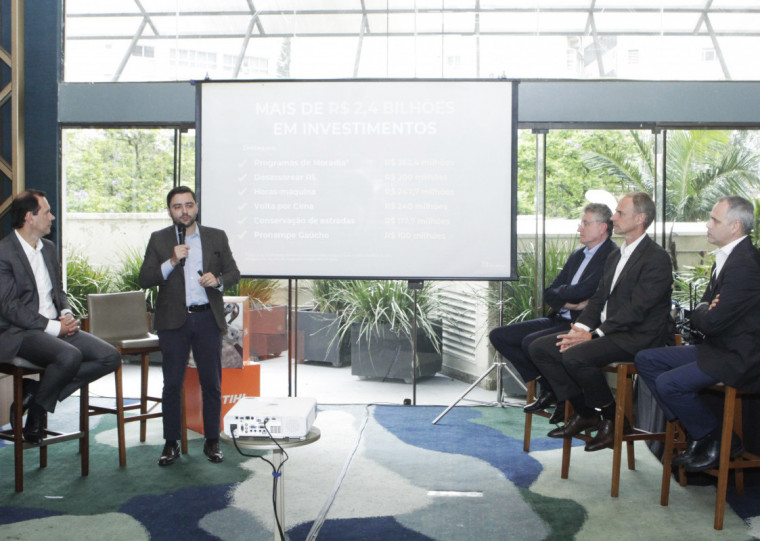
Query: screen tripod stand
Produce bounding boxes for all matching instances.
[432,282,526,424]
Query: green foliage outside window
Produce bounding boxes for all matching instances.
[65,128,195,213]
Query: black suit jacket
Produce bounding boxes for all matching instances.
[577,234,673,355]
[138,224,240,332]
[544,237,617,321]
[691,236,760,392]
[0,232,71,362]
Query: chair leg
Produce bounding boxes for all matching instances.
[661,420,677,506]
[12,371,24,493]
[714,386,737,531]
[80,385,89,477]
[624,376,636,471]
[610,365,635,498]
[140,352,150,443]
[114,364,127,467]
[560,402,573,479]
[733,397,745,496]
[523,380,536,453]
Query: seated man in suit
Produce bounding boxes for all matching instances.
[489,203,616,423]
[0,190,121,443]
[529,192,673,451]
[635,196,760,471]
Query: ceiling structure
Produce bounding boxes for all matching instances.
[64,1,760,81]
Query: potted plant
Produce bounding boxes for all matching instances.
[297,280,352,367]
[327,280,443,382]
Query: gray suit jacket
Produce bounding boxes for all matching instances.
[0,232,71,362]
[138,224,240,332]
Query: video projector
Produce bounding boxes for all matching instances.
[224,397,317,440]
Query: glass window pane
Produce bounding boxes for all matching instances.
[64,2,760,82]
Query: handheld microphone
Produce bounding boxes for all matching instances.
[177,224,186,267]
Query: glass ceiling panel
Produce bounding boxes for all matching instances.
[593,12,678,34]
[66,16,147,38]
[709,13,760,33]
[63,0,760,82]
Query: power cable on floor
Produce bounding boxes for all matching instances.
[305,404,371,541]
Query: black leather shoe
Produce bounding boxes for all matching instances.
[673,433,743,468]
[671,438,704,467]
[547,413,600,438]
[584,418,633,452]
[203,440,224,463]
[548,401,566,425]
[158,442,181,467]
[10,379,39,430]
[524,388,557,413]
[22,403,47,445]
[684,436,721,472]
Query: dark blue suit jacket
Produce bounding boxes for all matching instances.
[692,236,760,392]
[543,237,617,321]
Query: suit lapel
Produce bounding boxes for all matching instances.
[565,249,585,284]
[199,225,211,273]
[608,236,651,295]
[9,233,37,286]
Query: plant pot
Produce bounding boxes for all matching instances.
[350,320,442,382]
[250,305,288,359]
[297,310,351,367]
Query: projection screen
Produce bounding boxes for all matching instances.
[198,80,517,280]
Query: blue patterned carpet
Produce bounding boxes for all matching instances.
[0,403,758,540]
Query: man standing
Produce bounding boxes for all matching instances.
[529,192,673,451]
[139,186,240,466]
[489,203,617,423]
[0,190,120,444]
[635,196,760,471]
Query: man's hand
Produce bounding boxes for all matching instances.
[198,271,220,288]
[556,324,592,352]
[58,313,80,337]
[563,300,589,311]
[709,293,720,310]
[171,244,189,266]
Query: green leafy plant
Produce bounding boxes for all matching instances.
[306,279,353,313]
[226,278,281,309]
[111,246,157,311]
[65,251,114,318]
[673,260,712,310]
[323,280,443,354]
[489,240,576,328]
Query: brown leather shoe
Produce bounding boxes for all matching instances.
[585,419,614,451]
[585,417,634,452]
[203,440,224,463]
[547,412,600,438]
[158,442,180,467]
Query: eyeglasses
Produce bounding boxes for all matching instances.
[577,220,600,228]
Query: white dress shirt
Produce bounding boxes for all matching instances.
[15,230,65,336]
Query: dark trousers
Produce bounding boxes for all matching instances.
[17,329,121,413]
[158,310,222,441]
[635,345,719,441]
[489,316,571,384]
[529,333,631,409]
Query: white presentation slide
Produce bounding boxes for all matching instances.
[199,80,516,279]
